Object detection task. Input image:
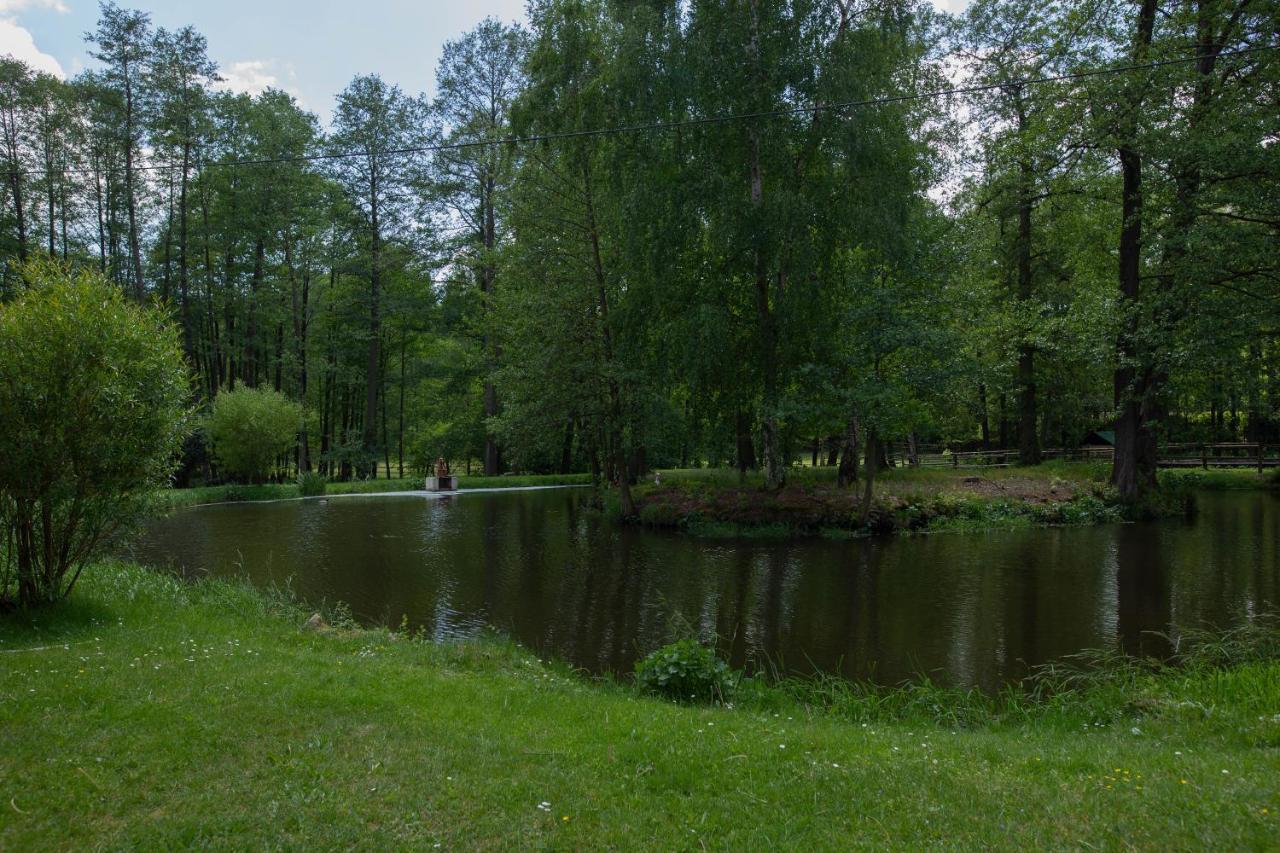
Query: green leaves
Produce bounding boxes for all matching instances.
[634,639,737,705]
[0,260,191,605]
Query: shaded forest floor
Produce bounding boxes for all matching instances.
[1,562,1276,848]
[630,463,1275,537]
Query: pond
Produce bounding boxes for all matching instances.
[130,488,1280,691]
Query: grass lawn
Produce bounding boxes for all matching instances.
[158,472,593,509]
[2,562,1277,848]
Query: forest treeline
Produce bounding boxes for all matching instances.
[0,0,1276,502]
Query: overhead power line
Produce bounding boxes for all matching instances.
[17,43,1280,178]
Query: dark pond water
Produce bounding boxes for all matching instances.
[130,488,1280,691]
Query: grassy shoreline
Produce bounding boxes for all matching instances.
[158,472,593,509]
[624,463,1276,538]
[2,561,1277,847]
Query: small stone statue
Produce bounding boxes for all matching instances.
[434,456,449,479]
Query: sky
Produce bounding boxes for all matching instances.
[1,0,970,117]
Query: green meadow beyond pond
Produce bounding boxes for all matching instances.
[130,486,1280,690]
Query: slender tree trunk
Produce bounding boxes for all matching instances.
[381,346,391,479]
[298,265,312,473]
[93,157,106,273]
[246,236,265,387]
[178,141,193,360]
[978,382,991,449]
[735,409,757,478]
[560,417,575,474]
[45,147,55,256]
[361,164,382,478]
[397,331,405,478]
[581,157,634,517]
[859,430,878,527]
[124,73,145,301]
[481,165,502,476]
[1014,94,1040,466]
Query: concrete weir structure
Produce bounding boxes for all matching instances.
[424,475,458,492]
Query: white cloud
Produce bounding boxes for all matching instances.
[214,59,303,101]
[0,17,64,77]
[0,0,67,78]
[0,1,69,13]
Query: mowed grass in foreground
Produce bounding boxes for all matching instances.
[1,562,1278,849]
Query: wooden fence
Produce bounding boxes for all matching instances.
[889,443,1276,471]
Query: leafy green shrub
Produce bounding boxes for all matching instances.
[298,471,327,496]
[0,262,190,607]
[205,386,302,483]
[634,639,736,704]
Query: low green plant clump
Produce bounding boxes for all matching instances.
[1160,467,1279,492]
[634,638,736,703]
[922,493,1123,533]
[1,561,1276,848]
[296,471,328,497]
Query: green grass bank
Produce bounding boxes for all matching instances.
[2,561,1277,848]
[625,463,1277,538]
[159,472,593,509]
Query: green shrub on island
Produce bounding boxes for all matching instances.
[297,471,328,496]
[204,386,302,484]
[634,638,737,704]
[0,262,190,607]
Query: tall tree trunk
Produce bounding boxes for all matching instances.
[178,141,193,361]
[93,157,106,273]
[124,74,145,301]
[246,236,265,387]
[397,331,406,478]
[978,382,991,449]
[859,430,878,528]
[746,0,785,491]
[361,165,382,478]
[481,165,502,476]
[1111,0,1159,501]
[45,147,55,256]
[581,157,634,517]
[1014,93,1040,465]
[560,417,574,474]
[735,409,757,477]
[297,265,312,473]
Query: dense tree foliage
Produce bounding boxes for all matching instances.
[0,0,1275,502]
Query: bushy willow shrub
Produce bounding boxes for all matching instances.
[0,262,190,607]
[204,387,302,483]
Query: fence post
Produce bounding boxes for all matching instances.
[1201,444,1208,470]
[1260,444,1266,475]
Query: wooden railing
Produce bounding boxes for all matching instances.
[888,443,1275,471]
[1158,443,1276,471]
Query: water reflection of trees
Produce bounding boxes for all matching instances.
[137,491,1280,689]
